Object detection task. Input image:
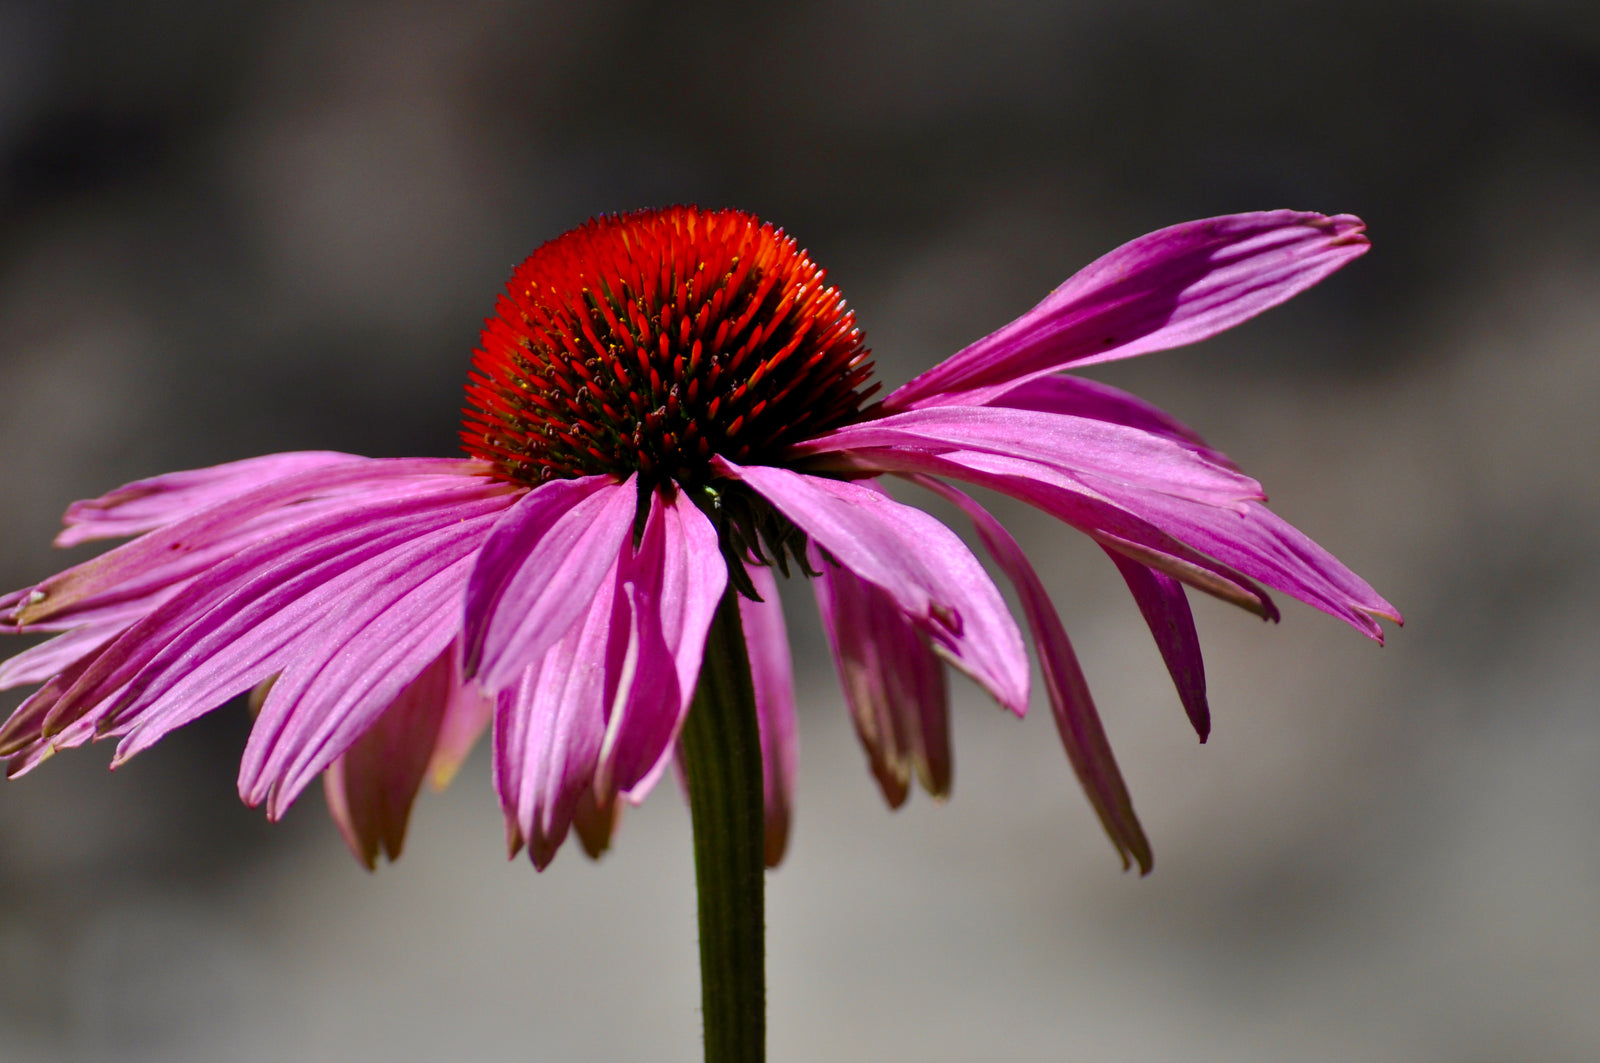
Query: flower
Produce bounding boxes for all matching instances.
[0,206,1398,873]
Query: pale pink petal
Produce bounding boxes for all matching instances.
[812,548,949,808]
[795,405,1262,509]
[1102,549,1210,741]
[465,474,638,689]
[426,655,495,790]
[493,580,618,869]
[598,489,726,802]
[739,563,799,865]
[322,644,456,869]
[914,477,1151,873]
[56,451,359,546]
[714,458,1027,714]
[886,211,1369,410]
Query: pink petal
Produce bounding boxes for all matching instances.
[817,446,1278,619]
[989,373,1236,469]
[812,548,950,808]
[1103,549,1210,741]
[739,563,799,865]
[796,405,1262,509]
[0,624,120,691]
[886,211,1369,410]
[714,458,1028,714]
[322,644,456,869]
[12,457,500,628]
[597,488,726,802]
[494,579,619,869]
[56,451,360,547]
[426,656,495,790]
[465,474,638,689]
[914,477,1151,874]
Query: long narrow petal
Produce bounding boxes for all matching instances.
[914,477,1151,874]
[11,457,496,628]
[989,373,1235,468]
[0,625,120,691]
[464,474,637,687]
[323,645,456,869]
[493,580,618,869]
[795,405,1262,509]
[818,445,1279,619]
[812,550,950,809]
[1103,549,1211,741]
[714,458,1027,714]
[598,489,726,801]
[739,564,799,867]
[426,661,496,791]
[885,211,1368,410]
[55,451,358,546]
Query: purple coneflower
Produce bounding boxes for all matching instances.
[0,206,1398,877]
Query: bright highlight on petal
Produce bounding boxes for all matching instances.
[0,206,1397,873]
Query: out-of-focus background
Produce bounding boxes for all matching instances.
[1,2,1596,1060]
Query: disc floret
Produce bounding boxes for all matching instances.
[461,206,876,490]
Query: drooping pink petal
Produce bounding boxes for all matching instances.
[811,547,950,808]
[714,457,1028,714]
[1102,549,1210,741]
[572,786,623,860]
[989,373,1236,469]
[0,624,120,691]
[65,487,510,768]
[464,474,638,688]
[493,579,618,868]
[913,477,1151,874]
[795,405,1262,509]
[323,644,457,869]
[55,451,359,547]
[815,445,1279,620]
[11,458,497,630]
[426,662,495,790]
[885,211,1369,410]
[597,488,726,802]
[739,563,799,867]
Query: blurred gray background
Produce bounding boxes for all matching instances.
[1,1,1597,1060]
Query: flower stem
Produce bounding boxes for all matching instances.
[680,587,766,1063]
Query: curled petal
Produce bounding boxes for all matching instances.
[812,550,949,808]
[714,458,1027,714]
[323,644,457,869]
[739,564,800,867]
[914,477,1151,874]
[886,211,1369,410]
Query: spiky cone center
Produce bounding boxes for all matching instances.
[461,206,877,491]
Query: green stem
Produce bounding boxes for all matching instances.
[680,587,767,1063]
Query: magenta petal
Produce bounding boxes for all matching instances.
[0,625,120,691]
[1103,549,1211,741]
[915,477,1151,873]
[465,474,637,688]
[822,446,1279,619]
[493,580,618,869]
[598,489,726,801]
[739,563,799,865]
[323,644,456,869]
[55,451,360,547]
[715,458,1027,714]
[885,211,1369,410]
[795,405,1262,509]
[426,656,495,790]
[989,373,1236,469]
[812,548,950,808]
[12,457,497,628]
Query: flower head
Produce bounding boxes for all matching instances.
[0,207,1398,873]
